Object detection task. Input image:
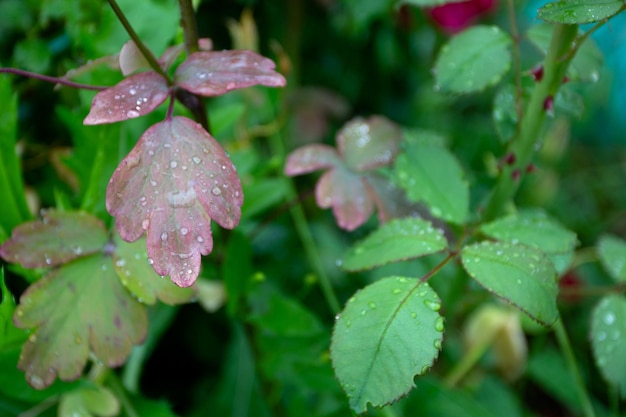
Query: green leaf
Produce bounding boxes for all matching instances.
[590,295,626,398]
[598,235,626,283]
[526,23,603,83]
[492,84,519,143]
[538,0,623,24]
[330,277,443,413]
[59,385,120,417]
[395,142,469,224]
[241,177,290,220]
[0,75,31,232]
[223,230,253,316]
[0,269,27,350]
[0,210,109,268]
[480,209,577,254]
[342,218,448,271]
[13,255,147,389]
[434,26,512,94]
[461,241,558,325]
[112,234,195,305]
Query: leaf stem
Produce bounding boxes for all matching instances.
[0,67,106,90]
[178,0,200,54]
[105,0,171,83]
[482,24,578,221]
[107,371,141,417]
[506,0,523,120]
[444,334,493,387]
[553,319,597,417]
[419,252,457,283]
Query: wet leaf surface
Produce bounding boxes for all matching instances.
[107,116,243,287]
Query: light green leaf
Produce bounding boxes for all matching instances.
[112,234,195,305]
[331,277,443,413]
[13,255,147,389]
[527,23,603,83]
[462,241,558,325]
[342,218,448,272]
[598,235,626,283]
[434,26,512,94]
[538,0,623,24]
[590,294,626,398]
[480,209,577,254]
[59,385,120,417]
[395,143,468,224]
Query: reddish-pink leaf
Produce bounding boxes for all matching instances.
[316,167,374,231]
[84,72,169,125]
[0,210,108,268]
[14,255,147,389]
[106,116,243,287]
[119,41,150,76]
[174,50,286,97]
[365,173,423,223]
[338,116,402,172]
[284,144,341,176]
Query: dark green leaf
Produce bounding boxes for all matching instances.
[598,235,626,283]
[112,235,195,305]
[434,26,512,94]
[462,241,558,325]
[0,269,27,350]
[331,277,443,413]
[14,255,147,389]
[223,230,253,316]
[538,0,623,24]
[342,218,447,271]
[395,142,469,224]
[590,295,626,398]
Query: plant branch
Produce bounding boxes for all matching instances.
[0,67,106,91]
[105,0,171,83]
[554,319,597,417]
[178,0,200,54]
[482,24,578,221]
[420,252,457,283]
[444,333,493,387]
[506,0,523,120]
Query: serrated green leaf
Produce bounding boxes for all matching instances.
[598,235,626,283]
[590,294,626,398]
[13,255,147,389]
[331,277,443,413]
[342,218,447,271]
[527,23,603,83]
[434,26,512,94]
[538,0,623,24]
[462,241,558,325]
[480,209,578,254]
[112,234,195,305]
[0,210,108,268]
[395,143,468,224]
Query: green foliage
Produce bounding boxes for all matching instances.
[538,0,624,25]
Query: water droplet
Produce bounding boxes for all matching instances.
[180,227,189,236]
[211,187,222,196]
[148,258,154,265]
[392,288,402,294]
[226,82,235,90]
[604,312,616,325]
[424,300,441,312]
[170,161,178,169]
[129,88,137,95]
[334,314,341,320]
[434,339,442,349]
[434,317,445,332]
[197,236,204,243]
[411,312,417,319]
[161,232,168,241]
[142,219,150,230]
[139,196,147,206]
[28,375,44,389]
[368,301,377,309]
[126,109,140,118]
[28,334,37,343]
[420,365,431,374]
[192,156,202,164]
[116,259,127,267]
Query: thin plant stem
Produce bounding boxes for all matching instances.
[420,252,457,283]
[378,405,400,417]
[178,0,200,54]
[0,67,106,90]
[107,372,141,417]
[506,0,523,120]
[444,335,493,387]
[18,396,58,417]
[105,0,171,83]
[554,319,597,417]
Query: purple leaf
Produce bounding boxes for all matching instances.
[338,116,402,172]
[174,50,286,97]
[83,72,169,125]
[284,144,341,175]
[112,234,195,305]
[106,116,243,287]
[0,210,108,268]
[316,166,375,231]
[14,255,147,389]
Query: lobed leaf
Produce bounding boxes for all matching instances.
[538,0,623,25]
[342,217,448,271]
[597,235,626,283]
[112,234,195,305]
[462,241,559,326]
[175,50,286,97]
[590,295,626,398]
[315,166,374,231]
[0,210,108,268]
[106,116,243,287]
[434,25,512,94]
[284,144,341,175]
[84,71,169,125]
[331,277,444,413]
[480,209,578,254]
[13,255,147,389]
[337,116,402,172]
[395,142,469,224]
